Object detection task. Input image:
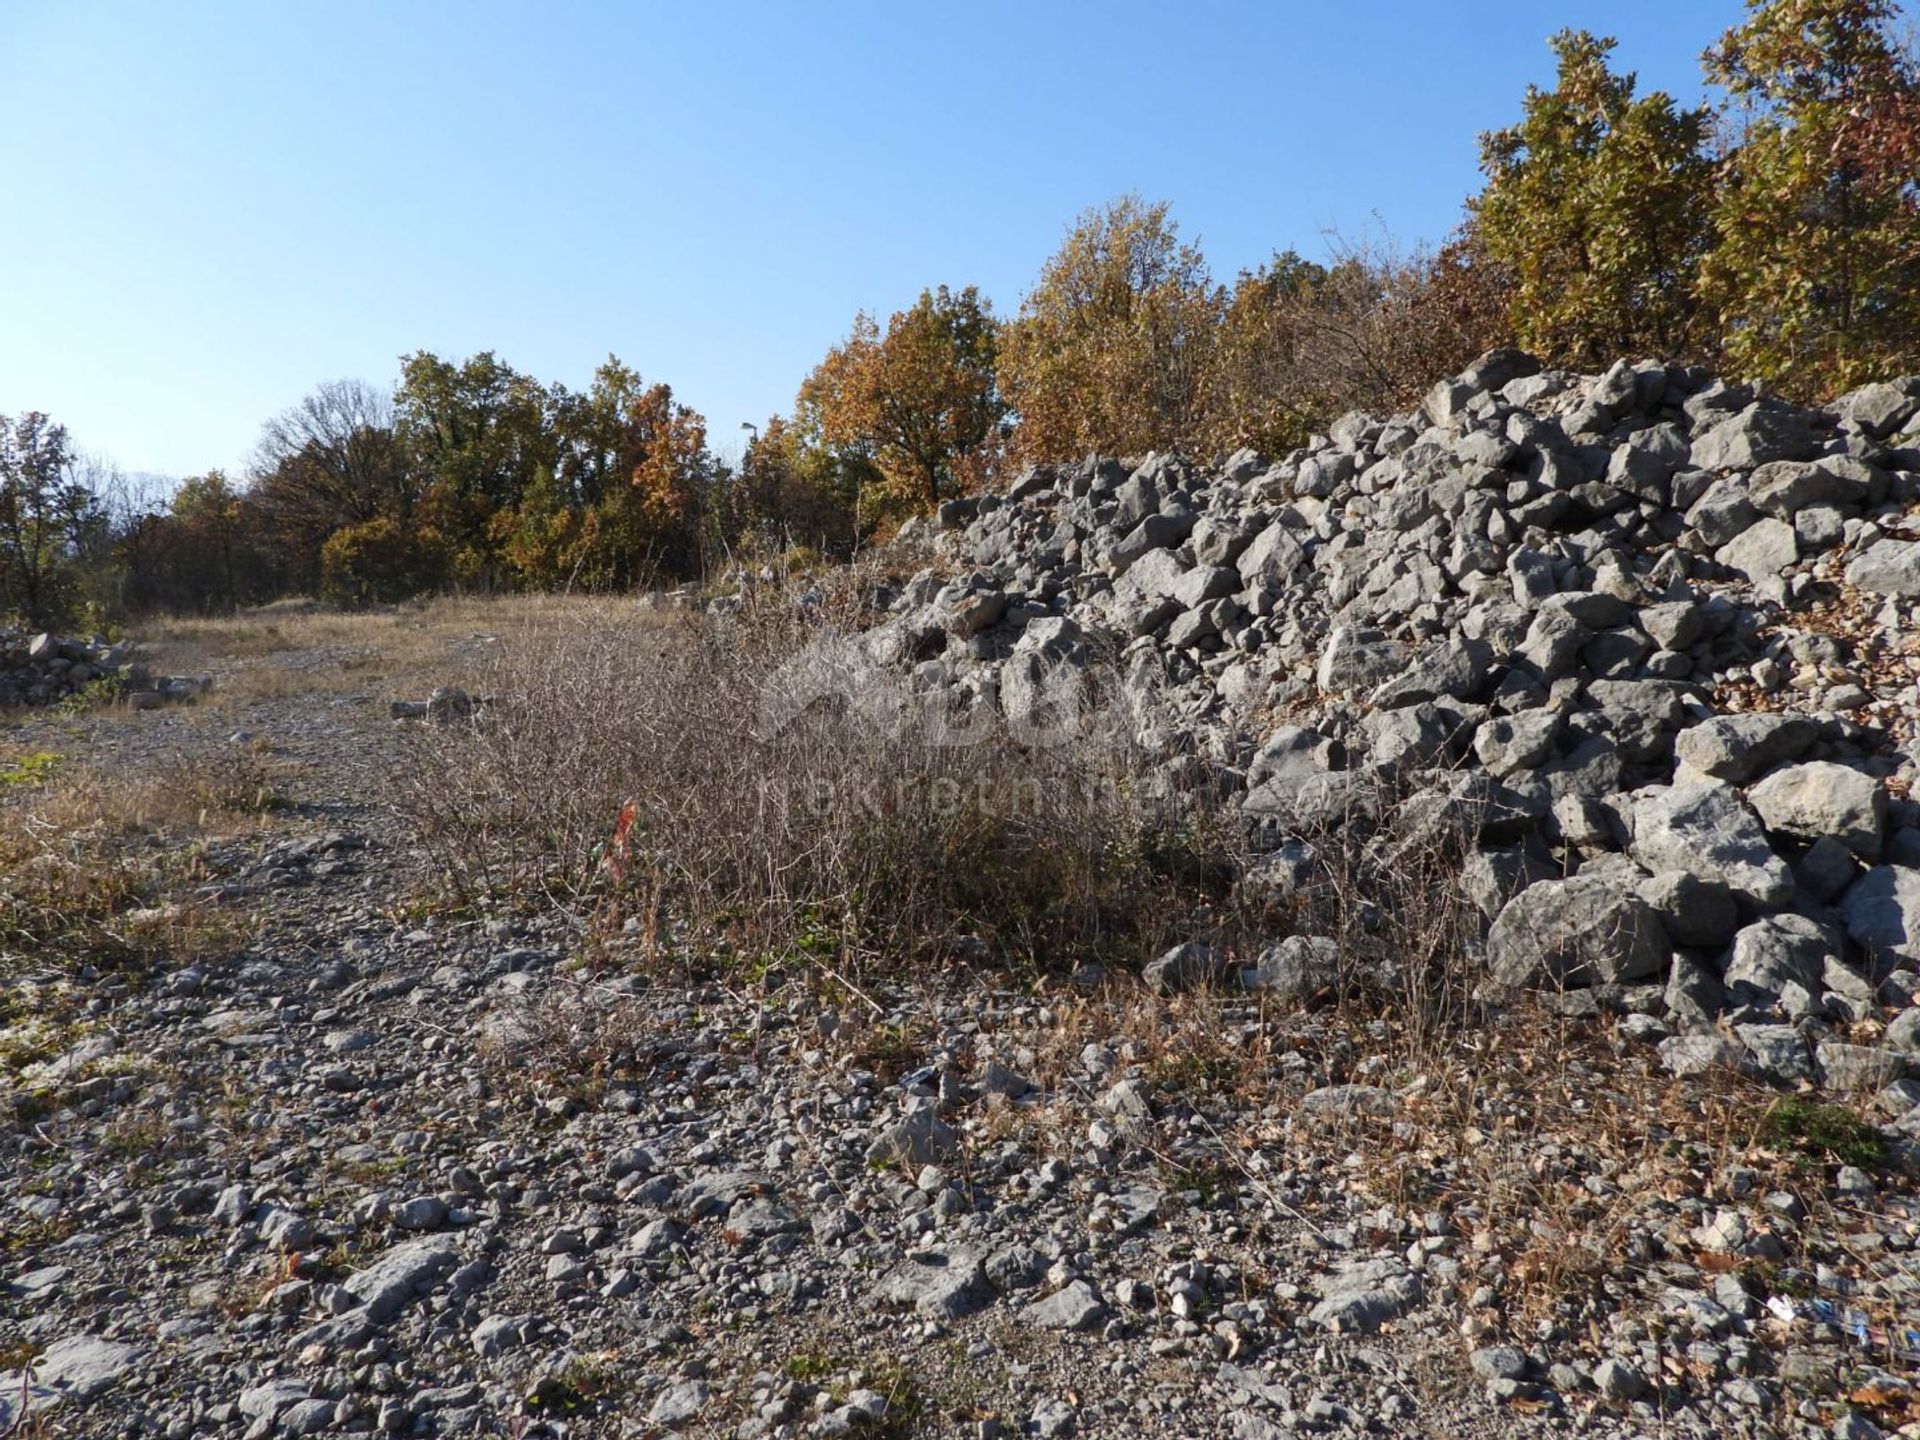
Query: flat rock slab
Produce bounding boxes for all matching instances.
[0,1381,61,1431]
[1845,538,1920,596]
[875,1246,995,1319]
[239,1378,312,1421]
[0,1334,144,1419]
[1308,1258,1423,1333]
[1298,1084,1397,1119]
[650,1379,711,1427]
[1021,1279,1110,1331]
[681,1169,777,1218]
[343,1238,460,1322]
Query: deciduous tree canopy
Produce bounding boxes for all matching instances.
[1701,0,1920,392]
[13,1,1919,624]
[1000,197,1224,460]
[1471,29,1714,368]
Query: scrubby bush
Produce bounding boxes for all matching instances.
[1200,235,1513,457]
[1470,29,1714,368]
[319,517,447,607]
[397,578,1245,975]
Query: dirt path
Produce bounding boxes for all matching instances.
[1,613,1912,1440]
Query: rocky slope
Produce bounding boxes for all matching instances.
[9,360,1920,1440]
[865,351,1920,1105]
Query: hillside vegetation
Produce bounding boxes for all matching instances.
[4,1,1920,631]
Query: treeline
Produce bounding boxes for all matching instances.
[4,0,1917,627]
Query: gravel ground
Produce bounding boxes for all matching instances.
[2,633,1917,1440]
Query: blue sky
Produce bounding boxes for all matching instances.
[2,1,1769,479]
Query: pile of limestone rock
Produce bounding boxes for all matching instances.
[857,349,1920,1103]
[0,629,207,710]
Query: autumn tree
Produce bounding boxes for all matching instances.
[799,286,1005,513]
[118,472,274,616]
[582,379,716,585]
[1471,30,1714,368]
[395,351,559,585]
[491,367,717,588]
[0,411,103,627]
[1000,196,1223,459]
[1202,250,1334,455]
[319,516,447,606]
[731,415,859,559]
[1701,0,1920,395]
[248,378,410,592]
[163,472,251,611]
[1199,236,1512,457]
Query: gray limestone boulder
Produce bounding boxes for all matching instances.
[1486,875,1671,989]
[1629,782,1793,909]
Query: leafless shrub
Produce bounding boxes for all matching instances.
[397,587,1243,977]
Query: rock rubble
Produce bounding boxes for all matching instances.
[862,351,1920,1100]
[1,627,209,709]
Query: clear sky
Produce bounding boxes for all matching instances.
[2,1,1770,480]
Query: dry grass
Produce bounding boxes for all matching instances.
[397,567,1245,979]
[0,744,284,982]
[130,592,677,707]
[55,587,1907,1361]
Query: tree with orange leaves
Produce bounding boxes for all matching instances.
[799,285,1006,514]
[999,196,1223,460]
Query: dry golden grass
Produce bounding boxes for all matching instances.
[0,744,287,982]
[131,592,679,707]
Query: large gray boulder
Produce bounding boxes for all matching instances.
[1242,935,1341,999]
[1236,522,1306,586]
[1748,761,1885,860]
[1844,538,1920,597]
[1672,714,1818,784]
[1629,782,1793,908]
[1747,459,1870,517]
[1716,518,1798,581]
[1835,379,1920,438]
[1143,942,1225,995]
[1606,423,1688,502]
[1248,725,1341,786]
[1636,871,1740,948]
[1473,710,1560,778]
[1315,626,1407,692]
[1686,478,1759,546]
[1370,637,1488,708]
[1840,865,1920,965]
[1486,875,1671,989]
[1690,404,1820,470]
[1723,914,1837,1011]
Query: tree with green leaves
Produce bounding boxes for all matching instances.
[394,351,559,585]
[1471,30,1714,368]
[1701,0,1920,395]
[0,411,103,628]
[1000,196,1223,459]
